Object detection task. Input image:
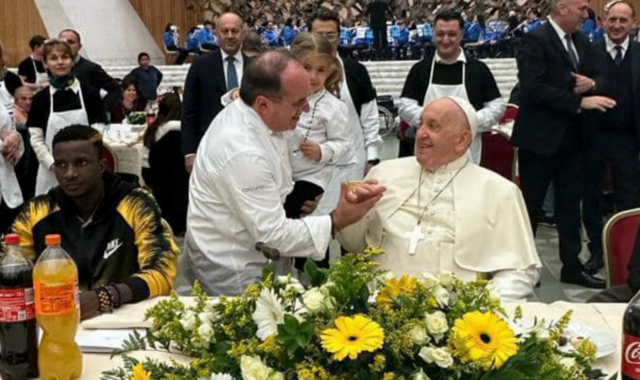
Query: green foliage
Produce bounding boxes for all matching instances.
[277,314,315,356]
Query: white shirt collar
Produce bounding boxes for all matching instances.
[221,49,243,65]
[435,48,466,64]
[547,16,568,42]
[425,154,469,174]
[50,79,80,95]
[605,35,630,54]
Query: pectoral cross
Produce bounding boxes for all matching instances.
[405,225,425,255]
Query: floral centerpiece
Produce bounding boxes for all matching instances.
[126,111,147,125]
[103,248,607,380]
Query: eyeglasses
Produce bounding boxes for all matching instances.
[317,32,339,41]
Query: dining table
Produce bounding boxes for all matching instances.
[23,299,627,380]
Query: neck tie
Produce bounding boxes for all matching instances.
[226,56,239,90]
[614,45,624,65]
[565,34,579,69]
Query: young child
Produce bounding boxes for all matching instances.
[284,32,351,267]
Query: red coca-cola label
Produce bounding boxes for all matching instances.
[623,334,640,378]
[0,288,35,322]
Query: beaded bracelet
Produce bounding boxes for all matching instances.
[95,286,113,313]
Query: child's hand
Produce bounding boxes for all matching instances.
[299,142,322,162]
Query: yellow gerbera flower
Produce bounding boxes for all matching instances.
[131,363,151,380]
[320,315,385,360]
[376,275,418,305]
[450,311,518,370]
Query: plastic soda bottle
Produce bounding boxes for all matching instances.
[33,234,82,380]
[0,234,38,380]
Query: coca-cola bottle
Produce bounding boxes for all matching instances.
[0,234,38,380]
[623,291,640,379]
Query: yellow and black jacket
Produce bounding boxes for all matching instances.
[12,173,179,302]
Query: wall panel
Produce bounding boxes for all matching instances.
[0,0,48,67]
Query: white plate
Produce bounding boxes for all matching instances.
[561,323,617,359]
[511,319,616,359]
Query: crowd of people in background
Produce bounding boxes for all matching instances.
[160,3,633,63]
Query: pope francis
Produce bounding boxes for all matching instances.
[338,96,542,300]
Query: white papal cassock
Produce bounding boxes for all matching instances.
[338,155,542,300]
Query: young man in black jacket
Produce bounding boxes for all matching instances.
[12,125,179,320]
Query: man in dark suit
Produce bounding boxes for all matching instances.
[181,12,250,173]
[58,29,120,111]
[582,0,640,274]
[366,0,393,60]
[512,0,617,289]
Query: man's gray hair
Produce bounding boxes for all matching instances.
[239,49,298,105]
[13,86,33,98]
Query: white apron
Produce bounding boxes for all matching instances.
[423,58,481,164]
[32,58,50,88]
[0,79,14,116]
[35,85,89,195]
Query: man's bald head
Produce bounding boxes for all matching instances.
[217,12,245,55]
[414,97,473,171]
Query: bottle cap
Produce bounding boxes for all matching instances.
[4,234,20,245]
[45,234,61,245]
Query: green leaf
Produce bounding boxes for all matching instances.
[276,315,315,356]
[304,259,327,287]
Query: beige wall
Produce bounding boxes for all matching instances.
[1,0,48,67]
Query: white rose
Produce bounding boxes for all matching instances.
[302,288,333,314]
[437,271,454,289]
[425,311,449,341]
[421,273,440,289]
[432,286,450,307]
[240,355,283,380]
[412,369,432,380]
[409,325,430,345]
[180,311,197,331]
[197,323,214,346]
[419,346,454,368]
[319,281,335,296]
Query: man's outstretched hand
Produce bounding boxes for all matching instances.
[331,180,386,232]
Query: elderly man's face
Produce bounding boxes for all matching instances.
[415,98,472,170]
[217,13,245,56]
[605,2,635,44]
[260,62,311,132]
[558,0,589,33]
[15,91,34,112]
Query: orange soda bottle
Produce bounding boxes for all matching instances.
[33,234,82,380]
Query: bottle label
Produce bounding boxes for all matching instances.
[0,288,35,322]
[623,334,640,378]
[34,278,80,315]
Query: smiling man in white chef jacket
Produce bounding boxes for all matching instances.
[180,50,385,296]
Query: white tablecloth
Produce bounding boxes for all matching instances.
[33,299,627,379]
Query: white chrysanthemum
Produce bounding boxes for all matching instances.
[252,288,285,341]
[240,355,284,380]
[276,276,305,294]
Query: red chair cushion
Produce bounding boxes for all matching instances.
[480,132,514,181]
[608,215,640,286]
